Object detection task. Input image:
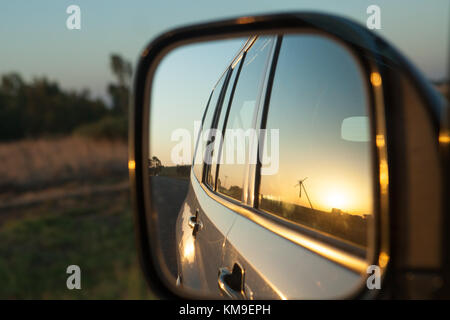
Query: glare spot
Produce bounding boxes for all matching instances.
[376,134,385,148]
[439,132,450,144]
[378,252,389,268]
[236,17,255,24]
[183,240,195,263]
[379,159,389,194]
[370,72,382,87]
[325,191,348,211]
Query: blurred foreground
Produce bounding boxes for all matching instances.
[0,137,153,299]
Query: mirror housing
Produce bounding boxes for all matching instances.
[130,12,448,299]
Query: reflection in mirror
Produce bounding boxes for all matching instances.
[257,35,372,248]
[148,33,374,299]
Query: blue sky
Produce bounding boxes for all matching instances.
[1,1,448,165]
[0,0,448,103]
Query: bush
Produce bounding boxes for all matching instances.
[73,116,127,140]
[0,73,110,142]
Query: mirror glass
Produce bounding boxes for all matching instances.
[148,33,374,299]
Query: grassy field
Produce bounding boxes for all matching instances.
[0,183,153,299]
[0,137,154,299]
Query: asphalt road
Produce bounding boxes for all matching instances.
[150,175,189,280]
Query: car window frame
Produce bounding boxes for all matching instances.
[192,90,213,182]
[192,37,257,185]
[203,67,233,187]
[211,35,277,204]
[192,68,230,183]
[211,52,245,192]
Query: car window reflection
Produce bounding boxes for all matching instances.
[258,35,373,247]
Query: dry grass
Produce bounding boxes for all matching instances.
[0,137,128,197]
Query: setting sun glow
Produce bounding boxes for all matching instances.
[324,190,349,212]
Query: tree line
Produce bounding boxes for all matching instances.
[0,54,132,141]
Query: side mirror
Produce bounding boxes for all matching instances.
[129,13,448,299]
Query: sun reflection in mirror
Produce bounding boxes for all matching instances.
[324,190,349,213]
[179,203,196,264]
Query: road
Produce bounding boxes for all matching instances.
[150,175,189,280]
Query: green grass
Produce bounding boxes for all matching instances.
[0,189,154,299]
